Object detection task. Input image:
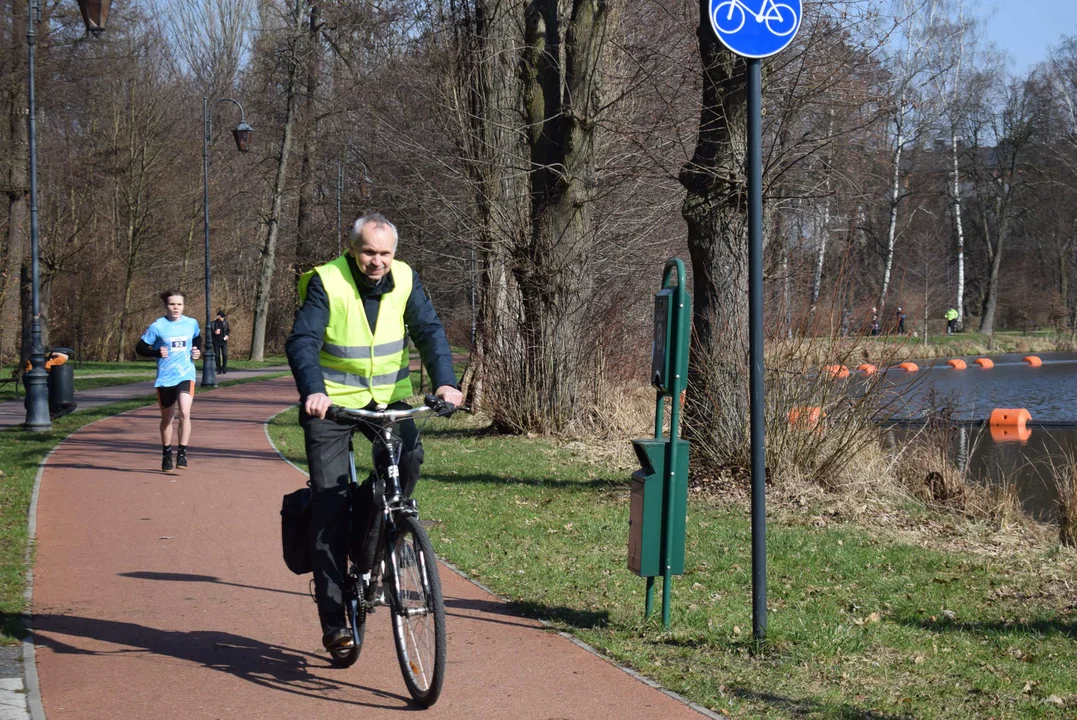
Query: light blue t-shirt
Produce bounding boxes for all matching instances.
[142,315,201,387]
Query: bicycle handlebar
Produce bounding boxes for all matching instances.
[325,395,456,425]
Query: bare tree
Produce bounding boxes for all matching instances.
[877,0,948,312]
[1,0,29,366]
[249,0,307,361]
[965,76,1039,334]
[160,0,254,95]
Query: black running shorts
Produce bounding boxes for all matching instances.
[157,380,195,409]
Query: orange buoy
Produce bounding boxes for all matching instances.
[946,358,967,370]
[856,363,877,375]
[823,364,850,379]
[990,424,1032,443]
[974,357,994,368]
[1023,355,1042,367]
[989,408,1032,428]
[788,406,822,428]
[897,362,918,372]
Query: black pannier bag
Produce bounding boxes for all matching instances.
[281,485,313,575]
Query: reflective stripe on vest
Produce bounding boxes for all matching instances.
[321,366,412,388]
[321,338,407,360]
[298,256,414,407]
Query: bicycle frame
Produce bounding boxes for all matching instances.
[347,422,413,592]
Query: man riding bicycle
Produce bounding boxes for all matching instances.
[285,212,462,652]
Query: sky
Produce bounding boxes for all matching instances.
[980,0,1077,75]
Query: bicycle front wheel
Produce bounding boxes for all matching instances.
[388,515,446,706]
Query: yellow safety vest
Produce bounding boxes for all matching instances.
[298,256,413,408]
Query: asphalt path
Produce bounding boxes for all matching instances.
[0,367,289,431]
[29,377,711,719]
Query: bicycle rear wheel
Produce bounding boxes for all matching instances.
[388,515,446,706]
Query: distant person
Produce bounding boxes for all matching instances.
[211,310,230,374]
[896,307,906,334]
[945,307,959,335]
[870,307,880,336]
[136,290,201,473]
[840,307,851,337]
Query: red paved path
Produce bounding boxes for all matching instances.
[31,378,706,719]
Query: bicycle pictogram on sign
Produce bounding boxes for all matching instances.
[708,0,801,58]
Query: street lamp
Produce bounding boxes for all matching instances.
[201,97,251,388]
[23,0,112,431]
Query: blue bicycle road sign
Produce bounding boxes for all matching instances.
[708,0,801,58]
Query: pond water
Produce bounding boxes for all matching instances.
[886,352,1077,423]
[879,352,1077,520]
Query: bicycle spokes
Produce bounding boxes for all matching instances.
[392,531,436,689]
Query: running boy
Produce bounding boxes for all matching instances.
[137,290,202,472]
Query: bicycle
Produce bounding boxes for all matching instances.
[712,0,797,36]
[321,395,455,707]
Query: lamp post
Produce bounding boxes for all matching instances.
[23,0,111,431]
[201,97,252,388]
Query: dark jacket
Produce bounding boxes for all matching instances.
[210,318,230,345]
[285,255,457,400]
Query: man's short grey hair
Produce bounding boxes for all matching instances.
[350,213,399,252]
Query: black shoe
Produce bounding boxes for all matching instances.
[176,451,188,470]
[322,628,354,651]
[162,453,174,473]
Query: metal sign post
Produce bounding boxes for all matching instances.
[707,0,801,641]
[629,259,691,629]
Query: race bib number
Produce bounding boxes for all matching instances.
[169,337,189,351]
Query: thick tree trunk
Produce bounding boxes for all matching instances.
[460,0,530,416]
[508,0,606,432]
[979,212,1008,335]
[115,252,136,362]
[680,3,750,455]
[250,0,305,361]
[3,4,29,367]
[979,252,1002,335]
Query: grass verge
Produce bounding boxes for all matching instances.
[0,372,287,645]
[267,407,1077,719]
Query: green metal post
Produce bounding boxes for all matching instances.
[661,259,687,630]
[648,392,663,617]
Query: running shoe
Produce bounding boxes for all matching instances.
[176,450,188,470]
[162,453,174,473]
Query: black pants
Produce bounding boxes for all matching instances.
[300,402,423,631]
[214,342,228,372]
